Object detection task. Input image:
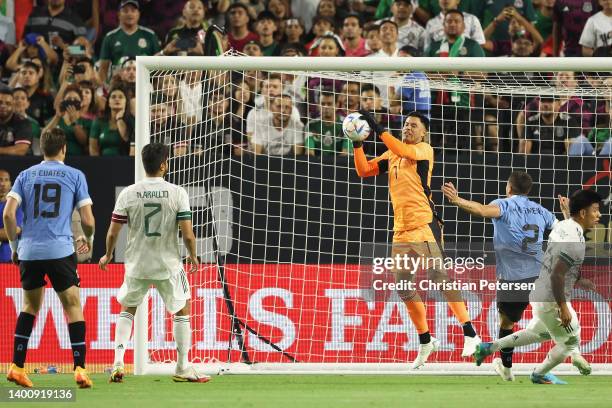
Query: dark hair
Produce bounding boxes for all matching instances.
[399,44,421,57]
[142,143,169,175]
[444,9,464,20]
[11,87,28,97]
[360,84,380,96]
[508,171,532,195]
[281,42,306,56]
[319,89,335,101]
[227,2,250,16]
[569,189,602,216]
[343,13,363,28]
[78,80,99,114]
[64,84,83,101]
[406,111,430,131]
[0,87,13,97]
[364,22,379,34]
[379,18,398,32]
[41,128,67,157]
[257,10,277,22]
[20,61,40,73]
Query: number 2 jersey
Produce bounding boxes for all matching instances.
[490,195,557,281]
[7,160,92,261]
[111,177,191,280]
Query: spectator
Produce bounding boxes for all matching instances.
[426,10,486,56]
[0,88,33,156]
[553,0,599,57]
[349,0,381,22]
[14,61,55,128]
[269,0,291,21]
[179,70,204,133]
[59,56,100,97]
[243,39,264,56]
[197,91,244,157]
[89,87,134,156]
[389,0,425,51]
[5,34,58,73]
[520,96,581,154]
[579,0,612,57]
[475,0,537,43]
[483,11,542,56]
[569,100,611,156]
[111,57,137,108]
[305,91,349,156]
[65,0,100,42]
[282,18,305,45]
[424,0,485,52]
[291,0,320,32]
[253,93,304,156]
[364,22,383,53]
[12,88,42,150]
[226,3,259,52]
[24,0,87,50]
[317,0,342,28]
[360,84,399,155]
[0,13,16,47]
[414,0,469,25]
[76,80,100,136]
[164,0,208,49]
[394,45,431,117]
[337,81,361,119]
[308,34,345,116]
[152,74,180,118]
[306,16,336,53]
[280,42,306,56]
[255,11,280,56]
[342,13,369,56]
[230,80,254,155]
[42,85,88,155]
[534,0,554,56]
[98,0,161,84]
[0,170,23,263]
[369,19,400,57]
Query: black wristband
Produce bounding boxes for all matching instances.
[352,140,363,148]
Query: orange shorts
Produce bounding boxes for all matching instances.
[393,221,443,244]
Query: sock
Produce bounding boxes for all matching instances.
[498,328,514,368]
[404,301,429,335]
[173,315,191,371]
[492,328,542,353]
[448,302,471,327]
[68,321,86,370]
[114,311,134,367]
[534,343,571,375]
[418,332,431,345]
[461,321,477,338]
[13,312,36,368]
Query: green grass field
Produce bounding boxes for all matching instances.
[2,374,612,408]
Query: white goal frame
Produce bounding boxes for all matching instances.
[134,56,612,375]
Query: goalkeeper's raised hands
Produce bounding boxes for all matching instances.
[358,109,385,138]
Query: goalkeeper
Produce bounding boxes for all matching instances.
[353,110,480,369]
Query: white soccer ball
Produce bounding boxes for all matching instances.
[342,112,371,142]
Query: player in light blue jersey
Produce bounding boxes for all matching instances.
[442,171,587,380]
[2,129,95,389]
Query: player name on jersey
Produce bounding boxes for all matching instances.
[136,190,169,199]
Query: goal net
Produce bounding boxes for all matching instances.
[134,55,612,375]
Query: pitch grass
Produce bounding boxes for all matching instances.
[2,374,612,408]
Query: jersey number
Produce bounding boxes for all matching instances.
[33,183,61,218]
[521,224,540,255]
[144,203,162,237]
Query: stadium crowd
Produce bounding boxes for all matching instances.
[0,0,610,158]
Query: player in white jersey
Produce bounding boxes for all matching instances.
[473,189,602,384]
[99,143,210,383]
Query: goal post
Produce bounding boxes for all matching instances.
[134,56,612,375]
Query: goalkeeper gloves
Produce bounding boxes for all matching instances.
[358,109,386,139]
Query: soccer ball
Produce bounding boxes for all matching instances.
[342,112,371,142]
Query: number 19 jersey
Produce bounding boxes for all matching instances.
[7,160,92,261]
[112,177,192,280]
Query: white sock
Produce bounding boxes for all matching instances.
[534,343,571,375]
[173,315,191,371]
[114,311,134,366]
[492,329,542,352]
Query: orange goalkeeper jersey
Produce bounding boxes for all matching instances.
[354,132,436,232]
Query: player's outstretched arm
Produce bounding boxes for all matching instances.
[2,196,20,264]
[358,110,424,161]
[99,221,123,271]
[558,194,570,220]
[442,182,501,218]
[179,220,199,273]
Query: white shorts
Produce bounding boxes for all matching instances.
[117,268,191,314]
[528,302,581,346]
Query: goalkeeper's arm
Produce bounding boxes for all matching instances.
[442,182,501,218]
[353,145,387,177]
[358,110,423,160]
